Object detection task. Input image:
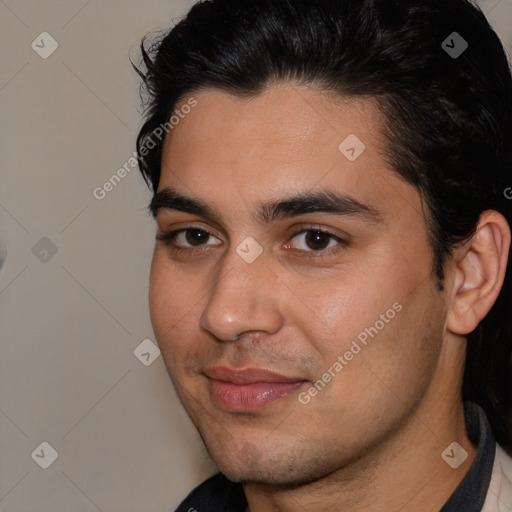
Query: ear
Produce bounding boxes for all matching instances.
[447,210,510,335]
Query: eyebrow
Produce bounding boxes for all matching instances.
[149,187,383,224]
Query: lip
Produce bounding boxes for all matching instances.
[204,367,308,411]
[204,367,305,384]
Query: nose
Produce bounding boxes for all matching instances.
[199,251,284,342]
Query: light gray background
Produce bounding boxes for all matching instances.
[0,1,511,511]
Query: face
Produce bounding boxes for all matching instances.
[149,84,448,486]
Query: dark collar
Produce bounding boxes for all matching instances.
[175,401,495,512]
[440,401,496,511]
[174,472,247,512]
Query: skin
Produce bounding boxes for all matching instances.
[148,83,510,511]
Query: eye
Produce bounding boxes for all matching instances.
[156,228,222,249]
[156,226,347,258]
[287,229,345,252]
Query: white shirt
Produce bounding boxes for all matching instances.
[482,443,512,511]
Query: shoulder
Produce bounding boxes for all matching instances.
[482,443,512,512]
[174,473,247,512]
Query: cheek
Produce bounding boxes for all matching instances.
[149,250,199,322]
[325,285,443,413]
[287,259,439,390]
[280,267,394,362]
[148,254,201,363]
[149,256,173,333]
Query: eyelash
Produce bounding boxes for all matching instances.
[156,225,348,260]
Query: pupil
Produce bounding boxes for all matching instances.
[186,229,208,246]
[306,231,329,250]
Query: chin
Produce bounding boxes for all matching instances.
[219,463,334,489]
[207,442,341,488]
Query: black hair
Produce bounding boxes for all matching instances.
[134,0,512,454]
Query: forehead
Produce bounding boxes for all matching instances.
[158,83,422,230]
[163,84,383,173]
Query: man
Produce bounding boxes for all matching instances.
[134,0,512,510]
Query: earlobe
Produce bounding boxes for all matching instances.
[447,210,510,336]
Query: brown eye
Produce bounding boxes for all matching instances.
[156,228,222,250]
[304,231,332,250]
[184,229,211,246]
[289,229,343,252]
